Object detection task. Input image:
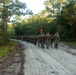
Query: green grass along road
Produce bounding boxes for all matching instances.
[0,41,18,60]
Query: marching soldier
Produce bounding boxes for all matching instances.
[45,32,51,49]
[50,34,54,47]
[54,32,60,48]
[41,34,45,48]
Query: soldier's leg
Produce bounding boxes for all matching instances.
[46,39,49,49]
[41,40,44,48]
[47,42,49,49]
[51,41,53,47]
[56,40,58,48]
[54,39,58,49]
[54,40,56,48]
[38,39,40,47]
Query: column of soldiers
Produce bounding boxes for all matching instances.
[37,32,60,49]
[11,32,60,49]
[22,32,60,49]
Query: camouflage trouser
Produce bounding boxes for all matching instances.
[38,39,41,47]
[54,39,58,49]
[41,40,45,48]
[46,40,50,49]
[51,41,53,47]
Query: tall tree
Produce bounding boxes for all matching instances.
[0,0,33,32]
[59,1,76,39]
[44,0,68,20]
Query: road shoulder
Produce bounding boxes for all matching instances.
[0,43,25,75]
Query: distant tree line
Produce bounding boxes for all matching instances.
[0,0,76,44]
[14,0,76,42]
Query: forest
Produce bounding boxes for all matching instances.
[0,0,76,45]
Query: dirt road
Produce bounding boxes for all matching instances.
[21,41,76,75]
[0,40,76,75]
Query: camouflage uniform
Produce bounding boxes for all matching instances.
[54,32,60,48]
[45,33,51,49]
[50,34,54,47]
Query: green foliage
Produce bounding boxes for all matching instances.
[0,32,10,46]
[14,14,54,36]
[10,0,76,42]
[59,1,76,40]
[0,0,32,45]
[49,23,57,34]
[14,24,25,35]
[1,0,27,32]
